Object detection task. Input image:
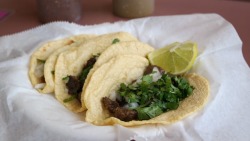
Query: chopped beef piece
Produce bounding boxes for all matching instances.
[64,56,98,103]
[144,65,165,75]
[40,76,46,83]
[143,65,155,75]
[102,97,119,113]
[116,98,127,107]
[102,97,138,121]
[157,66,165,74]
[113,107,138,121]
[86,57,96,67]
[66,76,81,95]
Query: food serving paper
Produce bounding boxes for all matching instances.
[0,14,250,141]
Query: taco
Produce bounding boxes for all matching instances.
[41,44,80,93]
[54,32,153,113]
[81,41,155,107]
[84,55,209,126]
[29,34,95,92]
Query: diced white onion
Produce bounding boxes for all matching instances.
[34,83,45,89]
[34,63,44,78]
[133,67,162,86]
[150,67,162,82]
[109,91,118,101]
[123,102,139,109]
[116,93,122,101]
[129,102,139,108]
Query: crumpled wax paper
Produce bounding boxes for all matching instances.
[0,13,250,141]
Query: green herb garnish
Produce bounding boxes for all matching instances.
[79,64,93,83]
[51,70,55,75]
[63,56,97,103]
[62,76,69,82]
[112,38,120,44]
[37,59,46,63]
[63,94,77,103]
[117,73,194,120]
[93,53,101,58]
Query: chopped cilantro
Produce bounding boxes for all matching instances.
[79,64,93,83]
[117,73,194,120]
[51,70,55,75]
[37,59,46,63]
[63,94,77,103]
[62,76,69,82]
[141,75,153,84]
[93,53,101,58]
[112,38,120,44]
[63,56,97,103]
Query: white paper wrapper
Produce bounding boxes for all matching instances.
[0,14,250,141]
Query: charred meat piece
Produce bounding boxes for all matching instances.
[113,107,138,121]
[102,97,119,113]
[157,66,165,74]
[143,65,154,75]
[66,76,81,95]
[144,65,165,75]
[66,57,97,92]
[86,57,97,67]
[102,97,138,121]
[64,56,97,103]
[116,97,127,107]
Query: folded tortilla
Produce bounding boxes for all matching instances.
[42,39,96,94]
[54,32,139,113]
[84,55,209,126]
[81,41,154,108]
[29,34,95,91]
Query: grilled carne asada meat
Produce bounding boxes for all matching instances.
[102,97,138,121]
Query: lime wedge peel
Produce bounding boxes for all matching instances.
[147,41,198,75]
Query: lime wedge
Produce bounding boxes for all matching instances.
[147,41,198,74]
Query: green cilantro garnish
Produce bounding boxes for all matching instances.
[79,55,97,83]
[79,65,93,83]
[51,70,55,75]
[63,56,97,103]
[93,53,101,58]
[117,73,194,120]
[62,76,69,82]
[37,59,46,63]
[112,38,120,44]
[63,94,77,103]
